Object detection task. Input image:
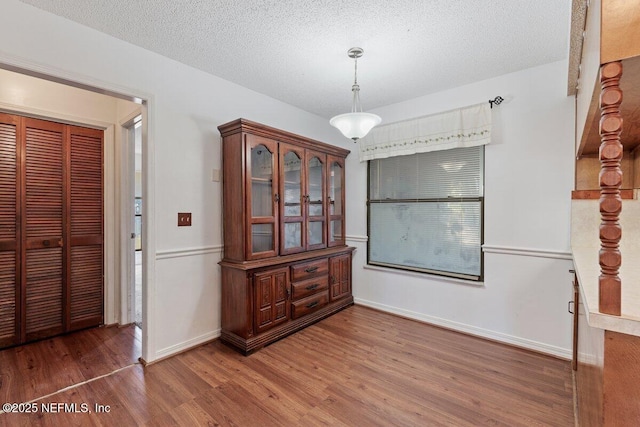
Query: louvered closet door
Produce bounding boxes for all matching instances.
[23,118,65,341]
[0,114,20,347]
[68,126,103,330]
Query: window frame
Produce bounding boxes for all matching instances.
[366,147,485,282]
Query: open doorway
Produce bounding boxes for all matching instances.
[123,115,143,328]
[0,65,149,388]
[133,119,143,327]
[0,60,153,362]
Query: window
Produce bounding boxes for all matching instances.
[367,146,484,281]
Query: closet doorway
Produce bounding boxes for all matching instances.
[0,113,104,348]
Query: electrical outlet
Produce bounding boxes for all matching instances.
[178,212,192,226]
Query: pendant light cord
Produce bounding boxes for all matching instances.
[351,55,361,113]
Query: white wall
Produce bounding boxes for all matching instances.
[347,60,576,358]
[0,0,349,362]
[1,0,575,360]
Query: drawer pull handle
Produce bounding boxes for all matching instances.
[43,240,51,247]
[306,301,319,309]
[304,266,318,273]
[305,284,319,291]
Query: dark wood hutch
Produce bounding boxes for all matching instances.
[218,119,354,354]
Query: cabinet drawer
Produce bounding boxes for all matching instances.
[291,291,328,319]
[291,276,329,301]
[291,258,328,281]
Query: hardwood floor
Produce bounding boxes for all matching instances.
[0,325,141,405]
[0,306,574,426]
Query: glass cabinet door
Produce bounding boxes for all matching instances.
[306,151,326,250]
[328,156,345,247]
[279,143,305,254]
[247,136,278,259]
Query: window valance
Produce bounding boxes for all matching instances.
[358,102,492,162]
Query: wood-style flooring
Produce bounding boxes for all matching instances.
[0,306,574,426]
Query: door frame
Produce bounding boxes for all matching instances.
[119,111,142,326]
[0,56,156,362]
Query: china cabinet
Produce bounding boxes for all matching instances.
[218,119,353,354]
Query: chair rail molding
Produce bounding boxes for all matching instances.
[156,244,224,260]
[482,244,572,260]
[346,235,368,243]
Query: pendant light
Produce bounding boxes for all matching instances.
[330,47,381,141]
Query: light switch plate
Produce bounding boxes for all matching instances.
[178,212,192,226]
[211,169,221,182]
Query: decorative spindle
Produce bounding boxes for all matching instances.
[598,61,623,316]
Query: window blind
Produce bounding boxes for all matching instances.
[368,146,483,279]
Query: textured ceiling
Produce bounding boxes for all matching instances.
[20,0,571,119]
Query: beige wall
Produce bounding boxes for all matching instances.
[0,68,118,123]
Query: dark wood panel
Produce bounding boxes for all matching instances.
[571,189,635,199]
[576,300,604,426]
[0,307,574,426]
[603,331,640,425]
[24,124,63,239]
[253,267,289,334]
[69,245,103,329]
[220,246,354,271]
[23,119,65,344]
[0,114,20,350]
[0,121,17,242]
[25,248,63,338]
[23,237,62,250]
[0,241,16,251]
[290,258,328,282]
[0,114,104,350]
[290,276,328,301]
[68,127,103,333]
[69,235,102,246]
[290,290,328,319]
[70,129,103,238]
[329,252,351,301]
[0,252,17,346]
[221,132,245,261]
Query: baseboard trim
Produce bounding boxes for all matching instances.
[354,298,572,360]
[150,329,221,364]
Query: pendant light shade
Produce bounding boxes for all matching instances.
[330,112,381,141]
[330,47,381,141]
